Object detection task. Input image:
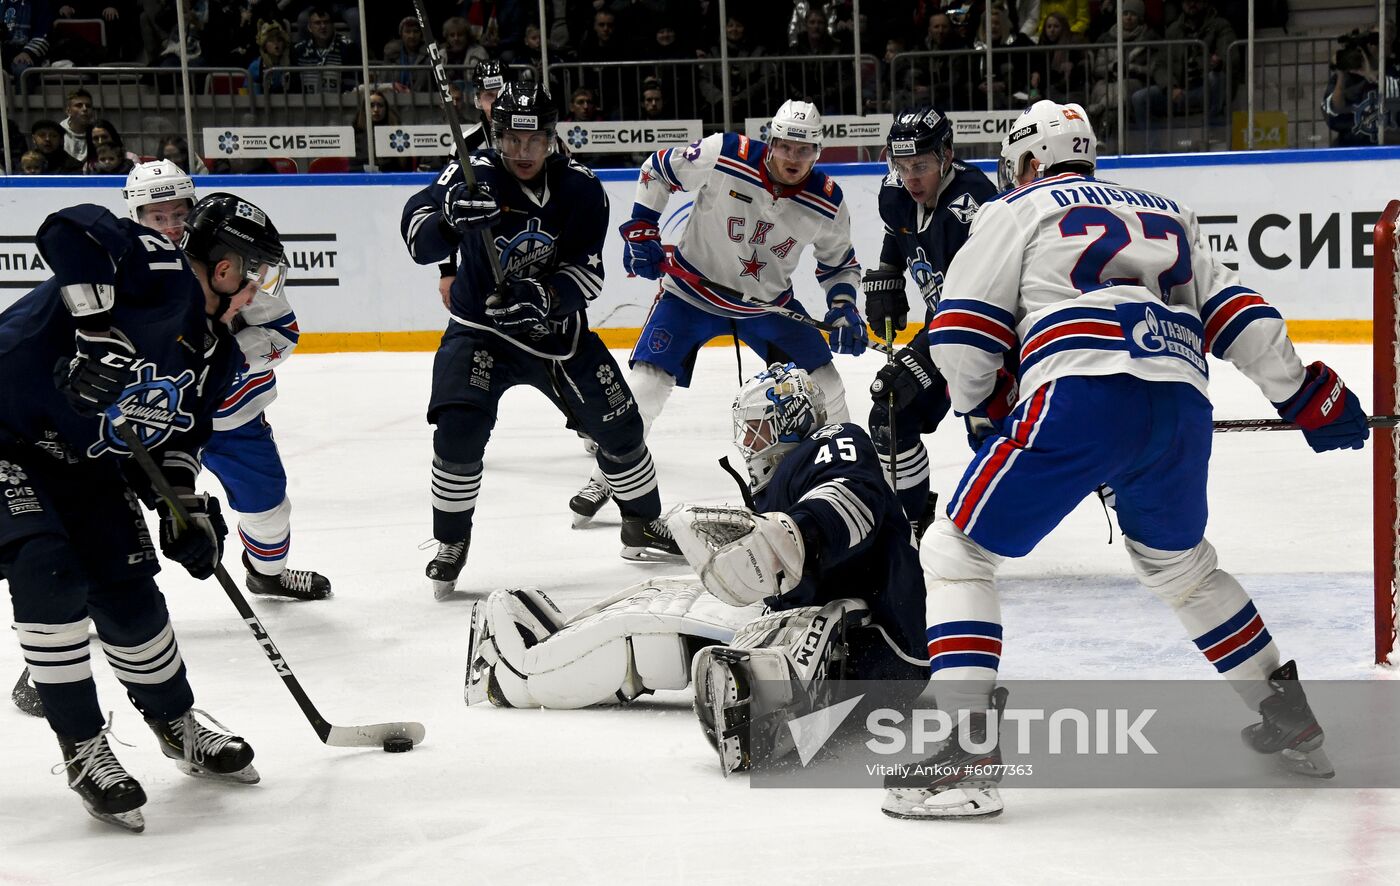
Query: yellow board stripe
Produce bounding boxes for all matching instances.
[293,321,1376,354]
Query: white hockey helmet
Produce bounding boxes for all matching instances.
[768,100,823,151]
[123,159,196,221]
[997,100,1096,191]
[732,362,827,492]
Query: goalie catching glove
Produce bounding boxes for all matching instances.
[667,505,806,606]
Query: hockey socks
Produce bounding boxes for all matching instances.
[431,457,482,542]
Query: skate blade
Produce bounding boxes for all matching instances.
[85,804,145,833]
[1278,746,1335,779]
[248,586,333,602]
[571,512,594,529]
[431,579,459,601]
[177,760,261,785]
[620,545,686,563]
[880,785,1004,820]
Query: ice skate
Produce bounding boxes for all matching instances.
[146,708,259,785]
[882,687,1009,820]
[692,647,752,776]
[426,534,470,600]
[569,478,611,528]
[1242,659,1334,778]
[620,516,684,561]
[55,720,147,833]
[243,553,332,601]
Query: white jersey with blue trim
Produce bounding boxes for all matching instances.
[929,172,1309,415]
[634,132,860,319]
[213,291,300,432]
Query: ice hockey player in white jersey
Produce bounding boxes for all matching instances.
[567,100,866,527]
[878,101,1366,820]
[466,364,928,774]
[124,161,331,600]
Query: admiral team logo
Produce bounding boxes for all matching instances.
[907,247,944,309]
[87,364,197,458]
[494,218,557,279]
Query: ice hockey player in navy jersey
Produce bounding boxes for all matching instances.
[864,108,997,532]
[401,81,682,600]
[0,193,285,831]
[464,364,928,774]
[122,160,330,601]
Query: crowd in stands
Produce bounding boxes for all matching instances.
[2,1,1398,174]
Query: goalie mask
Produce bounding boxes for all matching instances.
[732,363,827,492]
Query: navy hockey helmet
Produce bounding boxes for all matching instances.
[472,60,512,95]
[183,192,288,300]
[887,106,953,160]
[490,81,558,140]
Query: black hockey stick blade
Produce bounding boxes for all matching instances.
[104,407,426,750]
[11,666,44,717]
[1212,414,1400,433]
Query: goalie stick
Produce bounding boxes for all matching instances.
[1213,414,1400,433]
[410,0,505,306]
[661,260,896,356]
[106,407,425,749]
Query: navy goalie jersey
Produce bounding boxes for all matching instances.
[755,422,925,661]
[0,205,239,471]
[401,151,608,359]
[878,160,997,327]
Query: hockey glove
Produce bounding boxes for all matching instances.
[619,218,666,280]
[1273,360,1369,453]
[668,506,805,606]
[157,491,228,580]
[442,181,500,235]
[862,269,909,339]
[870,344,942,411]
[53,328,139,416]
[824,297,868,356]
[964,369,1019,451]
[486,279,551,340]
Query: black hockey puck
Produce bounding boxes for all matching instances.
[382,736,414,753]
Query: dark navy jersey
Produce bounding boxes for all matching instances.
[755,422,925,660]
[0,205,239,481]
[401,150,608,358]
[878,160,997,328]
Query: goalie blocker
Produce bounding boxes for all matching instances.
[465,364,930,774]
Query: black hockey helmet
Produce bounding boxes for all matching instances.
[183,192,288,300]
[472,60,512,95]
[887,106,954,160]
[490,81,558,143]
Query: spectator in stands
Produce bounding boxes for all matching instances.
[574,8,627,63]
[923,10,971,110]
[1132,0,1234,123]
[204,0,260,67]
[562,86,605,123]
[1087,0,1157,131]
[1027,11,1089,104]
[383,14,429,92]
[792,5,837,54]
[147,0,206,70]
[439,15,488,78]
[701,12,768,123]
[30,119,83,173]
[293,2,359,49]
[1023,0,1092,38]
[60,88,95,162]
[249,20,292,95]
[157,132,208,174]
[88,141,136,174]
[1323,26,1400,146]
[351,88,412,172]
[293,3,359,93]
[787,5,846,113]
[20,149,49,174]
[82,119,140,172]
[643,15,699,118]
[2,0,53,89]
[53,1,140,62]
[974,2,1035,110]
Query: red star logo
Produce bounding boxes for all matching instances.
[738,250,767,281]
[261,342,286,362]
[639,169,654,186]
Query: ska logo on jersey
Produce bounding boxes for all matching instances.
[87,364,197,458]
[948,192,981,225]
[907,247,944,309]
[495,218,556,279]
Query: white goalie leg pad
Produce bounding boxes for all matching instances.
[810,362,849,424]
[920,516,1004,715]
[475,578,758,709]
[667,506,805,606]
[471,587,568,708]
[1126,536,1281,707]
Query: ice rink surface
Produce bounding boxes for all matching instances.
[1,343,1397,885]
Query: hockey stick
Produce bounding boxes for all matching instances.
[11,666,44,717]
[106,408,424,749]
[1213,414,1400,433]
[661,260,895,356]
[410,0,505,306]
[883,317,897,490]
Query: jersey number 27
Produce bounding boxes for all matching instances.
[1058,207,1191,300]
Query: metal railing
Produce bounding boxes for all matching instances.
[1224,35,1340,150]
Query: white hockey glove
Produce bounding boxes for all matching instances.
[667,505,806,606]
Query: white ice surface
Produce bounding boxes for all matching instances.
[2,344,1397,885]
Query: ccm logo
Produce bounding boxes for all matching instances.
[624,225,657,241]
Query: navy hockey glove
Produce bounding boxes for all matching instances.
[619,218,665,280]
[442,181,500,235]
[824,297,868,356]
[157,491,228,580]
[871,343,941,410]
[53,328,139,416]
[964,369,1019,451]
[1273,360,1369,453]
[862,269,909,339]
[486,279,551,340]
